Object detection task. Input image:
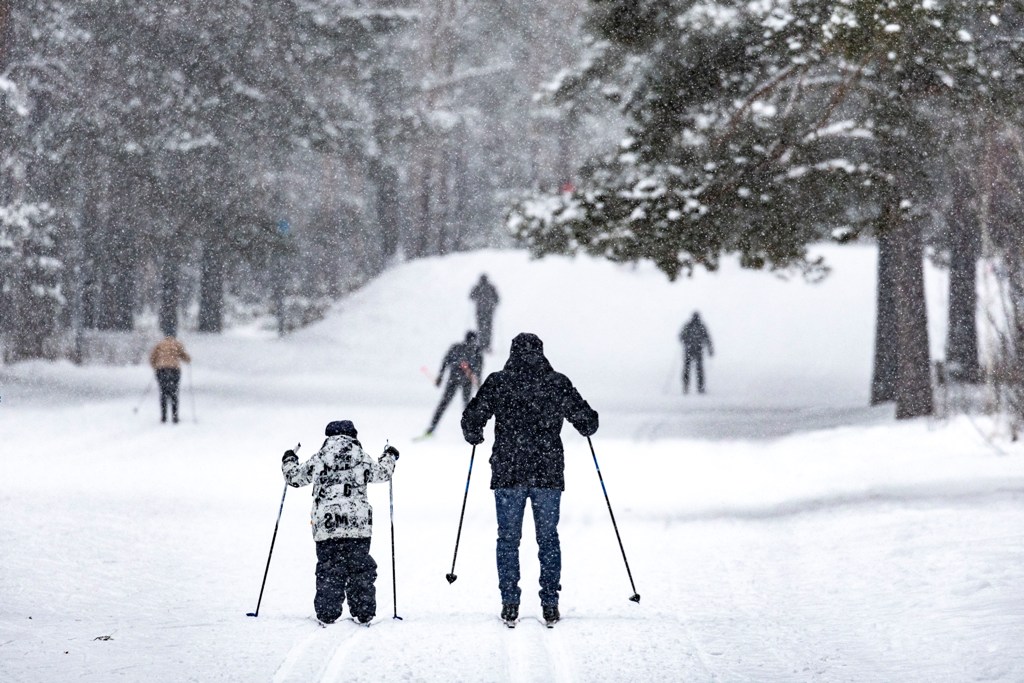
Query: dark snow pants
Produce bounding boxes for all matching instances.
[682,351,705,394]
[429,378,472,432]
[155,368,181,422]
[476,309,496,350]
[494,488,562,607]
[314,537,377,623]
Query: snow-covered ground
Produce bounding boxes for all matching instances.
[2,245,1023,682]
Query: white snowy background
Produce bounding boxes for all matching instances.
[2,245,1023,682]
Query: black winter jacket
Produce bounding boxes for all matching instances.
[461,333,598,490]
[680,316,713,355]
[439,339,483,386]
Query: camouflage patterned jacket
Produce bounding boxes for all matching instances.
[282,435,396,541]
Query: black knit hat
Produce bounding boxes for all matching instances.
[325,420,358,438]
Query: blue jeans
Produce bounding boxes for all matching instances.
[494,487,562,607]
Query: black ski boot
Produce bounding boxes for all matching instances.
[542,605,560,627]
[501,603,519,628]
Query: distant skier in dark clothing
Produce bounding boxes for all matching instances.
[469,274,500,352]
[461,332,599,626]
[679,311,713,394]
[282,420,399,625]
[425,331,483,436]
[149,335,191,423]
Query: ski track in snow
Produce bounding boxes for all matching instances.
[502,619,575,683]
[538,621,575,683]
[272,625,328,683]
[272,621,367,683]
[317,626,367,683]
[669,610,718,681]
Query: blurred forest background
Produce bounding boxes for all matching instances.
[3,1,1024,427]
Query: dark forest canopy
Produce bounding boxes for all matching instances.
[1,0,598,359]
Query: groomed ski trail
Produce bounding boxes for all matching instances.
[503,617,575,683]
[272,621,367,683]
[317,626,368,683]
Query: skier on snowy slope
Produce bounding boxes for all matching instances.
[461,333,598,626]
[282,420,399,625]
[423,330,483,437]
[469,274,500,352]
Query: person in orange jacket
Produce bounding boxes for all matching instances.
[149,335,191,423]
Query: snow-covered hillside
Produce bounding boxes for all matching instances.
[1,246,1022,682]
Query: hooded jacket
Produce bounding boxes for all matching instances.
[282,435,396,541]
[461,333,598,490]
[149,337,190,370]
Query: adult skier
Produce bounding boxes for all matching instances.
[679,311,714,394]
[461,332,599,627]
[423,331,483,437]
[281,420,399,625]
[148,334,191,423]
[469,274,500,352]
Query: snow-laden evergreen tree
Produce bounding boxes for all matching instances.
[0,203,64,361]
[2,1,412,341]
[509,0,1024,419]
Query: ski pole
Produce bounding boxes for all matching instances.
[247,443,300,617]
[445,444,476,584]
[586,437,640,603]
[389,474,402,620]
[131,380,153,414]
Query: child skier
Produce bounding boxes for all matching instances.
[282,420,399,625]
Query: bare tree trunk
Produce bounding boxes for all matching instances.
[946,212,981,383]
[370,159,400,262]
[451,122,470,249]
[871,229,898,404]
[198,240,224,333]
[95,227,136,331]
[891,211,934,419]
[436,142,455,254]
[159,244,181,336]
[0,1,13,175]
[410,151,433,258]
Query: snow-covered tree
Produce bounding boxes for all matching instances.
[0,203,64,360]
[509,0,1024,419]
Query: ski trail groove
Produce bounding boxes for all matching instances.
[503,624,530,683]
[272,627,328,683]
[503,620,574,683]
[671,611,717,681]
[539,622,575,683]
[317,627,367,683]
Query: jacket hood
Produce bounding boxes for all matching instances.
[325,420,358,439]
[503,332,553,376]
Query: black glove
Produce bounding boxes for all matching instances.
[384,445,400,460]
[282,449,298,464]
[465,431,484,445]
